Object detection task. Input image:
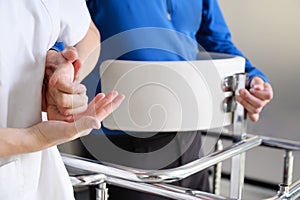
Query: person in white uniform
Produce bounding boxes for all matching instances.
[0,1,124,199]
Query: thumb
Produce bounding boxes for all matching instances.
[250,77,265,91]
[49,63,75,86]
[61,46,79,63]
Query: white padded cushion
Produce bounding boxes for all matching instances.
[100,52,245,132]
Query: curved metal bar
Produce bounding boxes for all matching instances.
[62,154,143,182]
[247,134,300,151]
[106,176,232,200]
[62,136,261,184]
[137,136,261,182]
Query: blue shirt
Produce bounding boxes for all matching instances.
[86,0,268,82]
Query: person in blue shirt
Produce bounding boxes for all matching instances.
[87,0,273,122]
[55,0,273,199]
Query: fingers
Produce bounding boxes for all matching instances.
[55,81,86,95]
[236,89,264,114]
[95,91,125,121]
[236,89,265,122]
[47,105,74,122]
[249,83,273,101]
[237,81,274,122]
[73,116,101,134]
[49,64,75,87]
[59,102,88,116]
[61,46,79,63]
[70,91,124,132]
[248,113,260,122]
[73,59,82,79]
[48,83,87,108]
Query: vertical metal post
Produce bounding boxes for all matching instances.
[230,74,247,200]
[213,139,223,195]
[96,182,109,200]
[283,150,294,186]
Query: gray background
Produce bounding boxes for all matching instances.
[218,0,300,183]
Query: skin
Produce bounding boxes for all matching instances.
[237,76,273,122]
[44,21,101,122]
[0,91,125,157]
[1,21,125,157]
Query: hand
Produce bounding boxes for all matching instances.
[44,47,88,121]
[236,77,273,122]
[33,91,125,149]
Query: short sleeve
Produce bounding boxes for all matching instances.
[58,0,91,46]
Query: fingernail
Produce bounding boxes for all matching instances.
[111,90,118,97]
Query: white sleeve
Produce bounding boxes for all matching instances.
[58,0,91,46]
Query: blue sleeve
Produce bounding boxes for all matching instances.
[50,42,65,52]
[196,0,269,83]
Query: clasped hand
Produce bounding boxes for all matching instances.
[37,47,124,147]
[236,76,273,122]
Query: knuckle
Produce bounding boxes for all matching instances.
[254,108,261,114]
[266,92,273,100]
[81,84,87,93]
[59,95,71,108]
[84,95,88,103]
[256,102,264,108]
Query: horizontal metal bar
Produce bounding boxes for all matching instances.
[62,154,143,182]
[203,131,300,151]
[70,174,107,187]
[137,136,261,182]
[248,134,300,151]
[62,136,261,184]
[106,176,232,200]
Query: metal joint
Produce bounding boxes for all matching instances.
[222,73,248,93]
[223,75,238,92]
[223,96,237,113]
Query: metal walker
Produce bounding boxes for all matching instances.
[62,53,300,200]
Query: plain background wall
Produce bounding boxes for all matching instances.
[217,0,300,184]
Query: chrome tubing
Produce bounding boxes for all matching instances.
[282,151,294,186]
[213,139,224,195]
[250,135,300,151]
[70,173,107,187]
[265,180,300,200]
[204,132,300,151]
[62,154,143,182]
[229,73,247,200]
[105,176,232,200]
[137,136,261,182]
[70,174,109,200]
[67,164,232,200]
[62,136,261,184]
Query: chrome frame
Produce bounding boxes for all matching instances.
[230,73,248,200]
[62,134,300,200]
[61,72,300,200]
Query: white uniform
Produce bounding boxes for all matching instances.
[0,1,90,199]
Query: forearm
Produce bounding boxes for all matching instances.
[74,21,101,82]
[0,127,34,157]
[0,123,73,158]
